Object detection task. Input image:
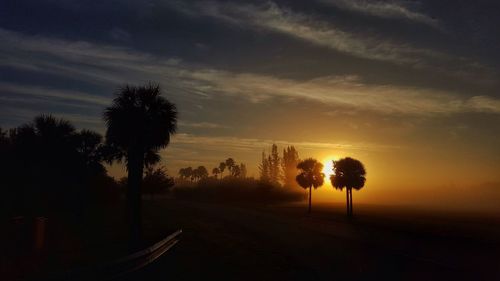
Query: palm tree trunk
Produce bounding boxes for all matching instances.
[127,148,144,252]
[308,185,312,213]
[349,188,353,216]
[346,188,350,216]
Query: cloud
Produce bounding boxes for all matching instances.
[168,1,443,65]
[178,121,229,129]
[182,70,500,115]
[0,82,110,106]
[1,27,499,118]
[319,0,439,28]
[170,133,398,152]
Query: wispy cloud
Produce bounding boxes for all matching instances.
[178,121,230,129]
[1,27,499,118]
[170,133,398,152]
[0,82,110,106]
[319,0,439,28]
[168,1,445,65]
[183,71,500,115]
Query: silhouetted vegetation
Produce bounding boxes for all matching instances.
[103,83,177,249]
[0,115,118,218]
[117,166,175,198]
[178,158,247,183]
[175,156,302,203]
[330,157,366,217]
[173,177,304,204]
[282,146,300,188]
[296,158,325,213]
[259,144,281,185]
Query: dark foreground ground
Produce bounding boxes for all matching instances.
[117,199,500,281]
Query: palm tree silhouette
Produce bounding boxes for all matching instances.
[225,158,235,175]
[330,157,366,217]
[218,162,226,179]
[103,83,177,249]
[178,167,193,181]
[212,167,220,179]
[296,158,325,213]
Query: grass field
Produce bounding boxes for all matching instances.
[119,198,500,281]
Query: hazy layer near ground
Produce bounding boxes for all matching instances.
[119,198,500,281]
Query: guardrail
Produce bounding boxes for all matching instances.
[51,229,182,281]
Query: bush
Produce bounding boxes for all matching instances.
[173,177,305,204]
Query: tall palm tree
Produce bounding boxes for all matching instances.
[330,157,366,217]
[296,158,324,213]
[104,83,177,249]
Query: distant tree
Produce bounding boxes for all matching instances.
[218,162,226,179]
[330,157,366,217]
[178,167,193,181]
[282,146,300,188]
[103,83,177,249]
[231,165,241,177]
[225,158,235,175]
[269,144,281,185]
[212,167,220,179]
[296,158,324,213]
[259,151,270,182]
[194,166,209,181]
[142,166,174,199]
[239,163,247,178]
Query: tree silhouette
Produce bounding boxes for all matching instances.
[330,157,366,217]
[218,162,226,179]
[178,167,193,181]
[269,144,281,185]
[103,83,177,249]
[195,166,209,181]
[296,158,325,213]
[142,166,174,199]
[239,163,247,178]
[259,151,270,182]
[231,165,241,177]
[225,158,235,175]
[282,146,299,188]
[212,167,220,179]
[1,115,112,217]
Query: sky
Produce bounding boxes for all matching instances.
[1,0,500,211]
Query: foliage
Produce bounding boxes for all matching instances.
[330,157,366,216]
[259,144,282,185]
[173,177,304,204]
[296,158,325,189]
[103,83,177,167]
[259,151,270,182]
[179,158,247,182]
[269,144,281,184]
[282,146,300,188]
[330,157,366,191]
[218,162,226,177]
[0,115,117,218]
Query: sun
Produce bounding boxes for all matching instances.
[322,157,336,179]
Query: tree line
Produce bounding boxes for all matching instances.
[259,144,300,187]
[178,158,247,182]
